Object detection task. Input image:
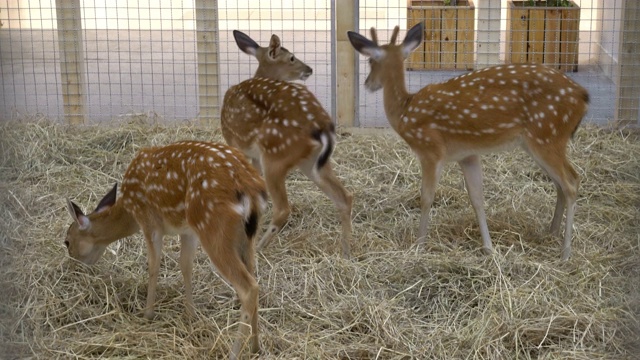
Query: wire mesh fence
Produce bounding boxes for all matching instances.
[0,0,638,126]
[356,0,639,127]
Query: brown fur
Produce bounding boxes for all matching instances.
[65,141,266,359]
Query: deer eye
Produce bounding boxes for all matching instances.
[64,240,70,249]
[290,55,295,63]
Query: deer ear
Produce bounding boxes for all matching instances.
[268,34,281,59]
[401,22,424,58]
[94,183,117,214]
[233,30,260,56]
[347,31,384,60]
[67,199,90,230]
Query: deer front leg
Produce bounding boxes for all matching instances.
[416,157,444,246]
[179,233,198,317]
[143,231,163,319]
[459,155,493,255]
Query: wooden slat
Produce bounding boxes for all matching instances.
[559,5,580,72]
[543,8,562,69]
[456,6,475,70]
[423,8,441,69]
[509,7,529,64]
[528,9,545,64]
[407,8,426,70]
[440,7,457,68]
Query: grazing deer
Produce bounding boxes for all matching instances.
[64,141,266,359]
[222,30,353,257]
[348,22,589,260]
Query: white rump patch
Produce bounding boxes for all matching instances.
[232,194,252,221]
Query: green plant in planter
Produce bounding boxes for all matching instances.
[525,0,572,6]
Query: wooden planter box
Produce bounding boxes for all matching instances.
[407,0,475,70]
[506,0,580,72]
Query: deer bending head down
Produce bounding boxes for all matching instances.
[348,22,589,260]
[64,141,266,359]
[222,31,353,258]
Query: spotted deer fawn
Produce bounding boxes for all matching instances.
[64,141,266,359]
[348,22,589,260]
[222,30,353,257]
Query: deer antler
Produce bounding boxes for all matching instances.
[389,26,400,45]
[369,27,378,46]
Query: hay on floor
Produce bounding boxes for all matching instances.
[0,118,638,359]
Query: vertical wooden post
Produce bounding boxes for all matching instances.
[195,0,220,126]
[614,0,640,126]
[55,0,86,124]
[336,0,356,127]
[476,0,501,69]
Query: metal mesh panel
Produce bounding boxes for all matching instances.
[0,1,637,126]
[355,0,639,127]
[0,0,332,123]
[218,0,333,119]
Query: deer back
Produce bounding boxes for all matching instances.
[120,141,266,231]
[222,77,335,159]
[396,64,589,155]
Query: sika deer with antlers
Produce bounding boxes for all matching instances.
[222,30,353,257]
[348,22,589,260]
[64,141,266,359]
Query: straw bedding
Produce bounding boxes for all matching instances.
[0,118,638,359]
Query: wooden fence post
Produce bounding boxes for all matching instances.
[336,0,356,127]
[615,0,640,126]
[195,0,220,126]
[55,0,86,124]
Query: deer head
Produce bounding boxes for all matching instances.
[233,30,313,81]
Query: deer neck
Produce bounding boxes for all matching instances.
[90,201,140,246]
[253,66,274,80]
[381,67,412,130]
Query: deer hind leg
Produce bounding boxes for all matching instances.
[459,155,493,255]
[142,230,163,319]
[299,157,353,258]
[549,180,567,236]
[179,233,198,317]
[526,142,580,260]
[198,211,260,359]
[416,156,444,246]
[256,157,294,252]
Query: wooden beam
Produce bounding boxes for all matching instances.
[55,0,86,124]
[195,0,220,126]
[615,0,640,126]
[336,0,356,127]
